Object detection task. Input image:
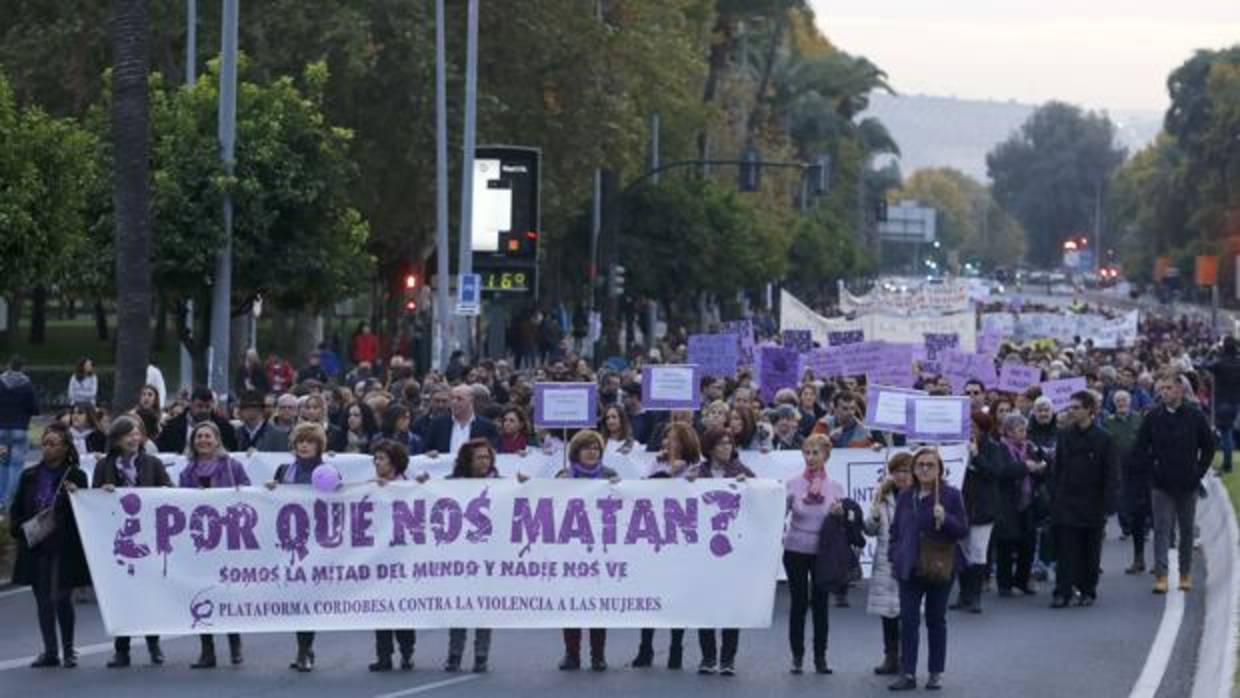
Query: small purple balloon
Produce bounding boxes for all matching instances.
[311,464,342,493]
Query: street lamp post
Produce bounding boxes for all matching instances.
[208,0,238,403]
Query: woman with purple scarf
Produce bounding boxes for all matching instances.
[368,439,417,672]
[555,430,618,671]
[94,415,173,668]
[180,421,250,668]
[265,422,327,672]
[9,423,89,669]
[992,413,1048,596]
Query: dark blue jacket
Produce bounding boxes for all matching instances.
[888,485,969,583]
[424,414,499,455]
[0,370,38,430]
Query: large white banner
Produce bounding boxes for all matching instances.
[71,479,786,635]
[980,310,1139,348]
[839,281,973,315]
[782,290,977,351]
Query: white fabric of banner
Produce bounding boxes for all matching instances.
[782,290,977,351]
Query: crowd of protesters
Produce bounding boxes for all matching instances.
[0,303,1226,691]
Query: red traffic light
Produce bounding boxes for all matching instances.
[404,273,418,290]
[403,298,417,312]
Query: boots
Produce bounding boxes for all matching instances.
[106,650,131,669]
[191,636,217,669]
[148,637,164,665]
[965,565,984,614]
[1126,538,1146,574]
[667,641,683,670]
[228,634,243,665]
[874,653,900,675]
[631,630,654,668]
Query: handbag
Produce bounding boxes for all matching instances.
[915,481,955,586]
[21,475,67,548]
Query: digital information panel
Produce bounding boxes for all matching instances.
[471,146,540,297]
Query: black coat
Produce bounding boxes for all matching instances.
[156,412,239,454]
[991,442,1043,542]
[1132,404,1216,494]
[9,464,91,589]
[91,452,173,488]
[814,499,865,590]
[1209,355,1240,404]
[962,437,1003,526]
[424,414,499,455]
[1049,423,1119,529]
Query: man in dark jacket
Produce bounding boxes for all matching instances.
[424,385,499,456]
[0,355,39,507]
[1049,390,1119,608]
[156,387,239,454]
[1206,337,1240,473]
[1133,376,1216,594]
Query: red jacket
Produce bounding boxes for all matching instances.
[352,332,380,364]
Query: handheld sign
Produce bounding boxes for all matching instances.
[905,396,971,443]
[782,329,814,353]
[1041,377,1088,411]
[998,362,1042,393]
[533,382,597,429]
[688,333,741,378]
[864,385,927,434]
[641,364,701,411]
[757,346,800,403]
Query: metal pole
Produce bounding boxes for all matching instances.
[1094,180,1103,272]
[209,0,238,402]
[456,0,479,359]
[433,0,450,370]
[180,0,197,393]
[650,113,660,185]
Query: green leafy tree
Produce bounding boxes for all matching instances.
[987,101,1126,268]
[892,168,1025,272]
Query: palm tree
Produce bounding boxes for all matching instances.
[110,0,152,410]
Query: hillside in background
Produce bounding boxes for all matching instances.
[865,93,1162,180]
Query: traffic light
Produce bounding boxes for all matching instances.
[607,263,626,298]
[401,270,419,313]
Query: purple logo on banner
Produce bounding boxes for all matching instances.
[533,383,598,428]
[758,346,801,403]
[827,330,865,347]
[688,333,741,378]
[1041,377,1087,411]
[782,329,814,353]
[923,333,960,360]
[998,362,1043,393]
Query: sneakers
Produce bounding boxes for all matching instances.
[698,660,717,675]
[888,674,917,691]
[1179,574,1193,591]
[719,663,735,676]
[1153,576,1169,594]
[444,655,462,672]
[1125,561,1146,575]
[925,673,943,690]
[790,656,804,675]
[368,658,393,672]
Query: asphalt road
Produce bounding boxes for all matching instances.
[0,522,1181,698]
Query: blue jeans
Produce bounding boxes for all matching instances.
[0,428,29,508]
[1216,403,1237,471]
[899,576,952,677]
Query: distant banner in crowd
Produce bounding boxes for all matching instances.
[837,281,973,315]
[71,479,786,635]
[980,310,1139,349]
[781,290,977,351]
[687,333,741,378]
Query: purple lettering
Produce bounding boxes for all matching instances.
[429,498,462,545]
[511,497,555,556]
[276,503,311,563]
[313,501,346,549]
[624,498,663,550]
[189,505,224,552]
[389,500,426,546]
[662,498,698,545]
[556,498,595,547]
[464,488,492,543]
[225,503,260,550]
[154,504,186,577]
[596,497,623,551]
[350,499,375,547]
[702,490,742,557]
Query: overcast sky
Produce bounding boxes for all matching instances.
[808,0,1240,112]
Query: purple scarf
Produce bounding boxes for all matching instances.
[117,455,138,487]
[569,461,604,479]
[1002,437,1034,512]
[34,464,63,510]
[186,456,231,487]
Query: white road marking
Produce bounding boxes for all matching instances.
[0,587,30,601]
[0,634,186,672]
[372,674,482,698]
[1129,555,1183,698]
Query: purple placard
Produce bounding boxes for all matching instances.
[688,333,741,378]
[977,330,1003,356]
[866,343,916,389]
[864,384,927,433]
[998,362,1042,393]
[943,351,998,393]
[1041,377,1088,411]
[641,364,702,411]
[533,382,598,429]
[825,340,888,377]
[905,396,972,443]
[782,329,814,353]
[923,332,960,360]
[720,319,755,366]
[758,346,801,403]
[828,329,865,347]
[804,348,832,379]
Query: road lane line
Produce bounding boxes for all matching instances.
[0,587,29,600]
[0,641,114,672]
[372,674,482,698]
[1129,555,1183,698]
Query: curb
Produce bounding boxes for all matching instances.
[1192,477,1240,698]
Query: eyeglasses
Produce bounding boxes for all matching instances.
[914,461,937,469]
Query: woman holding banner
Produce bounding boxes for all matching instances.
[267,423,328,672]
[369,439,417,672]
[10,423,89,669]
[693,427,754,675]
[782,433,844,675]
[443,438,500,673]
[93,416,173,668]
[888,448,969,691]
[181,421,250,668]
[866,452,913,676]
[556,430,619,671]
